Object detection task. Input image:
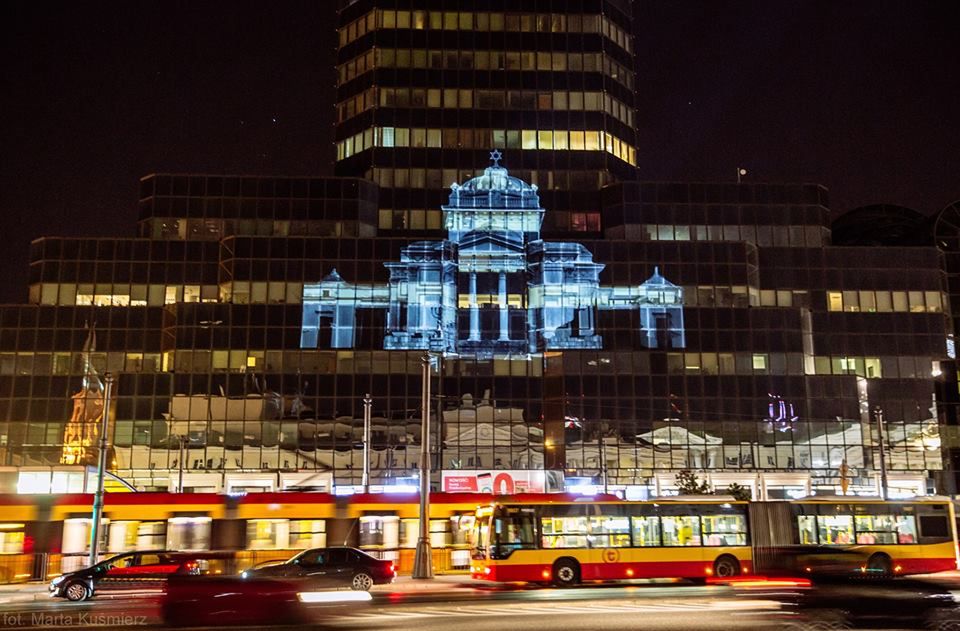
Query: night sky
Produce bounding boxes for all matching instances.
[1,1,957,304]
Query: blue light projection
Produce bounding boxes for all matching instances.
[300,152,686,355]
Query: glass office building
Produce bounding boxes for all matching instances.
[0,1,952,497]
[3,162,951,498]
[334,0,637,235]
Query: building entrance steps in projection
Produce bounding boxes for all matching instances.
[300,152,686,355]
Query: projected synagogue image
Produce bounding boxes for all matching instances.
[300,151,685,354]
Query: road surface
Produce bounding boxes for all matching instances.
[1,578,956,629]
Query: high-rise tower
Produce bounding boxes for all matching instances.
[334,0,637,235]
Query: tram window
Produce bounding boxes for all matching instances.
[0,524,24,554]
[247,519,291,549]
[630,516,660,547]
[136,521,166,550]
[360,516,399,548]
[290,520,326,549]
[854,515,897,544]
[166,517,211,551]
[701,515,747,546]
[661,516,701,546]
[450,514,475,546]
[798,516,817,544]
[818,515,853,545]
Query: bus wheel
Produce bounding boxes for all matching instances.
[867,553,893,578]
[713,555,741,578]
[552,559,581,587]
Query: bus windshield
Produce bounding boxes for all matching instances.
[491,506,537,559]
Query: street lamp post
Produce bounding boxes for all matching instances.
[598,423,608,495]
[88,373,114,567]
[412,353,434,579]
[362,393,372,493]
[874,406,889,500]
[177,434,186,493]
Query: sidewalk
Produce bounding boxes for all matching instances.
[0,582,48,604]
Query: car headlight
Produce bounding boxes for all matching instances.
[240,571,248,579]
[51,576,65,586]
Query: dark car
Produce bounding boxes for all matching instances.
[241,547,396,591]
[163,575,315,628]
[49,550,201,601]
[753,545,873,578]
[771,577,960,629]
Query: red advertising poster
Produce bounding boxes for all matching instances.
[442,470,546,494]
[443,476,479,492]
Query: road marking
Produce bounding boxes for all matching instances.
[329,598,782,625]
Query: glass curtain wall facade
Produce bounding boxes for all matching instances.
[0,0,951,497]
[3,167,952,497]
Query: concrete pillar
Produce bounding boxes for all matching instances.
[469,271,480,341]
[498,271,509,341]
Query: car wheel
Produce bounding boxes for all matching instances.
[351,572,374,591]
[867,553,893,578]
[64,581,90,602]
[552,559,580,587]
[713,555,741,578]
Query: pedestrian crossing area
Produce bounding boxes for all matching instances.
[328,598,780,625]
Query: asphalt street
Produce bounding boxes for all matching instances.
[1,579,957,630]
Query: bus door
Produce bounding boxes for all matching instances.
[472,507,493,562]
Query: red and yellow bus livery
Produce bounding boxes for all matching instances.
[471,497,751,585]
[471,496,959,586]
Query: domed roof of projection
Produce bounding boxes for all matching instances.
[447,150,541,210]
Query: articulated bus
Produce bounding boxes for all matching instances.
[789,496,958,576]
[470,496,959,586]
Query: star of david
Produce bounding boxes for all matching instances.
[489,149,502,167]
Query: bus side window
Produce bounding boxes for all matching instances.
[798,515,817,545]
[662,516,700,546]
[818,515,853,545]
[630,516,660,547]
[701,514,746,546]
[895,515,917,544]
[918,514,949,539]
